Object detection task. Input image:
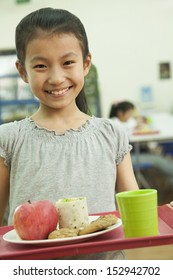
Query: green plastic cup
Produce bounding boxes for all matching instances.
[116,189,158,238]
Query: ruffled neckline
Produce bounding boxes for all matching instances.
[27,116,95,136]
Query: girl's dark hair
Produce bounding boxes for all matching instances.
[109,101,135,118]
[15,7,90,113]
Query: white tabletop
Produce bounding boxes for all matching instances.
[130,112,173,143]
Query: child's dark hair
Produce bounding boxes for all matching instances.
[109,101,135,118]
[15,7,90,113]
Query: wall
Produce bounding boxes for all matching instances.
[1,0,173,117]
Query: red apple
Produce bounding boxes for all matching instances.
[13,200,58,240]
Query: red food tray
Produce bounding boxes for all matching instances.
[0,205,173,260]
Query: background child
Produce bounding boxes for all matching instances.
[109,101,135,122]
[0,8,139,259]
[109,101,137,135]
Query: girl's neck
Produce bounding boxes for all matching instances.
[31,106,90,133]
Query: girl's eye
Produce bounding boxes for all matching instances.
[64,60,74,66]
[34,64,46,69]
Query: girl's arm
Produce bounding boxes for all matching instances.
[116,152,139,193]
[0,157,10,226]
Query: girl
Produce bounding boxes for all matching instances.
[0,8,139,259]
[109,101,135,122]
[109,101,137,135]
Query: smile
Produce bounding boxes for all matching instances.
[46,87,71,96]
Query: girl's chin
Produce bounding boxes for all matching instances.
[40,101,75,111]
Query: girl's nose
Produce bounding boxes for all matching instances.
[48,67,65,84]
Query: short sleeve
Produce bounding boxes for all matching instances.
[108,119,132,165]
[0,122,18,166]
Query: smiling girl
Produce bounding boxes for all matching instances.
[0,8,139,259]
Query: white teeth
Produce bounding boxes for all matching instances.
[47,87,69,96]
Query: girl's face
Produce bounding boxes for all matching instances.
[16,33,91,113]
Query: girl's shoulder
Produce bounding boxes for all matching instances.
[92,117,128,135]
[0,118,26,133]
[0,119,28,166]
[0,118,29,143]
[93,116,123,127]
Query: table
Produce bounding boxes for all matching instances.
[130,112,173,143]
[0,205,173,260]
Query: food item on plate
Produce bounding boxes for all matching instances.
[13,200,58,240]
[47,214,119,239]
[48,228,79,239]
[78,214,118,235]
[56,197,89,229]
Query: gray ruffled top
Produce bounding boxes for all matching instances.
[0,116,131,225]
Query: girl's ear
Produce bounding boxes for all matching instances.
[84,53,92,77]
[15,60,28,83]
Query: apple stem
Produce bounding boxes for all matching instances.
[28,200,31,204]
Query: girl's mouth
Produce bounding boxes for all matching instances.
[46,86,71,96]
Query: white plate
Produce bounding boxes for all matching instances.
[3,216,122,246]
